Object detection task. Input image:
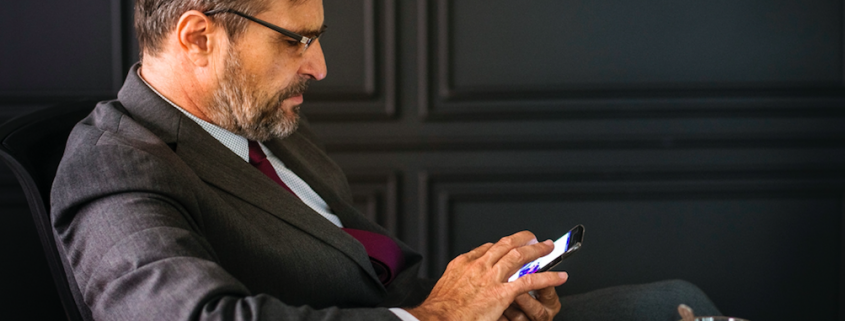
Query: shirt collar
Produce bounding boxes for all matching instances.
[136,68,250,163]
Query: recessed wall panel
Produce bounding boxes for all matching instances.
[449,197,841,321]
[348,172,400,235]
[310,0,372,95]
[0,0,115,96]
[305,0,396,119]
[424,0,845,119]
[448,0,842,91]
[418,167,845,320]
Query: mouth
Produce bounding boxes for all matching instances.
[278,80,310,107]
[287,94,304,105]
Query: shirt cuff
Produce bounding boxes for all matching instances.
[389,308,420,321]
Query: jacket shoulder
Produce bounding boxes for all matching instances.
[52,100,194,221]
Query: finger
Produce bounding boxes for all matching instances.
[482,231,540,267]
[514,293,550,321]
[503,304,529,321]
[447,242,494,271]
[534,285,560,306]
[464,242,495,261]
[495,240,554,278]
[510,271,568,295]
[497,315,509,321]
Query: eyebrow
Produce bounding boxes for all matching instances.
[291,25,326,39]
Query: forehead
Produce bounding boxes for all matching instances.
[258,0,324,33]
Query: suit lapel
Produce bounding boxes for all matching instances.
[266,133,424,260]
[266,135,385,234]
[117,64,383,287]
[179,121,388,288]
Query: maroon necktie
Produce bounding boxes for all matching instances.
[248,140,297,197]
[247,140,404,285]
[341,228,405,285]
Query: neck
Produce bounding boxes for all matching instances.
[139,57,215,123]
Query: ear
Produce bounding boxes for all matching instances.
[175,10,220,67]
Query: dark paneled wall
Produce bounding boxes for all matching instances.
[1,1,843,320]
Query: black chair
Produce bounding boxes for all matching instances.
[0,101,98,321]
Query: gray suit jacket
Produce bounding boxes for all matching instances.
[51,65,431,321]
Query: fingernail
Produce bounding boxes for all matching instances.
[558,272,568,280]
[527,238,538,245]
[544,239,554,245]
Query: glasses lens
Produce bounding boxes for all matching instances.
[299,39,312,54]
[300,26,326,54]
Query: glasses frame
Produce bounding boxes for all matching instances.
[203,8,327,53]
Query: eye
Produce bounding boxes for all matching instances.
[274,35,300,47]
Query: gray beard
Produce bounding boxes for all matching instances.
[205,47,308,142]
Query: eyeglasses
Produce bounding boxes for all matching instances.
[204,8,327,54]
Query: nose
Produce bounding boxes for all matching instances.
[299,40,327,81]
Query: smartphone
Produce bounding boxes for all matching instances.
[508,224,584,282]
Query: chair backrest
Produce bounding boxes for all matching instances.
[0,101,98,321]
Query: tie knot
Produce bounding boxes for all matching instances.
[247,140,267,164]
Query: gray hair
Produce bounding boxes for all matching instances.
[134,0,271,59]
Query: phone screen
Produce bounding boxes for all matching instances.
[508,231,572,282]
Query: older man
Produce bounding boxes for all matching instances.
[51,0,719,320]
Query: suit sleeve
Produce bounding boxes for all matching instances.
[51,137,401,321]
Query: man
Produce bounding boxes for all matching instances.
[51,0,719,320]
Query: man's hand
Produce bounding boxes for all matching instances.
[407,231,568,321]
[500,285,564,321]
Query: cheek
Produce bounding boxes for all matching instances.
[239,44,302,89]
[240,47,284,78]
[264,59,300,88]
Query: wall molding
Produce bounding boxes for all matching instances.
[322,134,845,153]
[419,0,845,121]
[305,0,398,121]
[346,171,401,236]
[417,165,845,276]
